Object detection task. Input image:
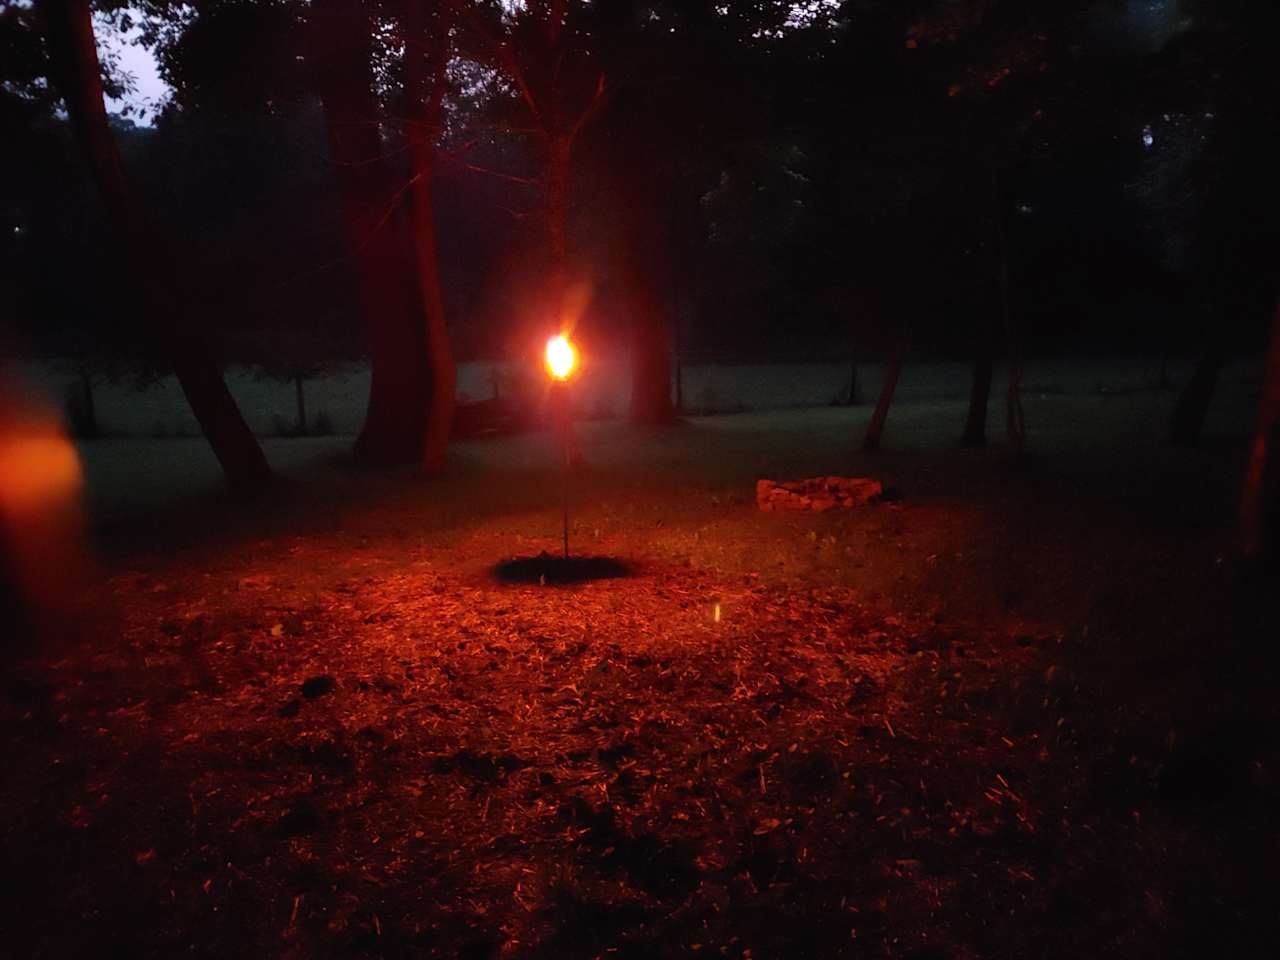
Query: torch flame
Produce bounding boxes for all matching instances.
[545,335,577,381]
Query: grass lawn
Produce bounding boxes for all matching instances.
[3,382,1278,958]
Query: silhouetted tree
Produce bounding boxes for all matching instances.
[310,0,432,465]
[449,0,607,387]
[402,0,457,473]
[37,0,271,491]
[1241,301,1280,558]
[1152,1,1280,447]
[862,341,905,453]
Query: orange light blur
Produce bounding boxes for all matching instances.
[0,435,82,511]
[0,385,89,622]
[544,335,577,381]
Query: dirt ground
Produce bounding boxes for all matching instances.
[3,391,1278,959]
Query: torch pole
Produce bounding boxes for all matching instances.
[562,441,570,560]
[553,382,570,560]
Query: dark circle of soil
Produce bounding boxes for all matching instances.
[493,554,633,585]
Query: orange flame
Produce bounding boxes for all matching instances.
[544,335,577,381]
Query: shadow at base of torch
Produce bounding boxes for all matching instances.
[493,553,633,585]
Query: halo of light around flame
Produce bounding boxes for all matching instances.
[545,335,577,381]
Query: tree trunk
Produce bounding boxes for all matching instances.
[540,132,588,455]
[962,304,994,446]
[862,343,905,453]
[295,375,307,435]
[625,179,675,425]
[993,174,1024,453]
[78,365,98,438]
[40,0,270,492]
[547,135,571,267]
[962,353,993,447]
[404,1,455,475]
[312,0,428,466]
[845,352,861,406]
[408,152,454,472]
[540,134,572,338]
[629,296,674,424]
[1241,299,1280,559]
[1170,347,1223,445]
[675,351,684,413]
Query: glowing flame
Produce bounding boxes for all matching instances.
[545,335,577,381]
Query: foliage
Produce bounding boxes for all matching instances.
[6,0,1280,376]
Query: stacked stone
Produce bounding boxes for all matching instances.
[756,476,883,512]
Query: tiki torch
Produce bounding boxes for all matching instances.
[544,334,578,559]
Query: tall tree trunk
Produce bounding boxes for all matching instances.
[626,203,674,426]
[1170,346,1223,445]
[962,355,993,447]
[407,134,454,473]
[962,314,994,446]
[312,0,428,466]
[547,135,571,268]
[862,342,905,453]
[78,365,98,439]
[295,376,307,436]
[625,180,674,425]
[40,0,270,492]
[845,350,861,406]
[675,351,685,414]
[993,174,1025,453]
[629,293,674,424]
[404,1,455,475]
[541,132,586,457]
[543,135,573,337]
[1241,299,1280,559]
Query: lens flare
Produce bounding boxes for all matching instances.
[545,335,577,381]
[0,370,89,631]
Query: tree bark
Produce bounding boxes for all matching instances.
[542,136,586,451]
[78,365,98,438]
[629,293,674,424]
[625,178,675,425]
[1241,299,1280,559]
[962,352,993,447]
[547,135,572,267]
[407,140,454,473]
[962,301,994,446]
[40,0,271,492]
[312,0,429,466]
[993,174,1025,453]
[675,351,685,413]
[295,375,307,435]
[862,342,905,453]
[845,352,861,406]
[404,0,456,475]
[1170,347,1223,445]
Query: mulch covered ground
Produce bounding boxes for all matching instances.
[4,414,1279,958]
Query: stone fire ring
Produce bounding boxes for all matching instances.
[756,476,883,512]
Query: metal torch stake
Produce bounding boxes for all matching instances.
[562,440,570,560]
[554,383,570,560]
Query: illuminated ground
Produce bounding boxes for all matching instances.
[3,387,1278,958]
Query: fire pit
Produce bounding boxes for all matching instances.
[756,476,884,512]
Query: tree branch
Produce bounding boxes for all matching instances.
[569,71,608,141]
[445,0,544,127]
[438,149,544,187]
